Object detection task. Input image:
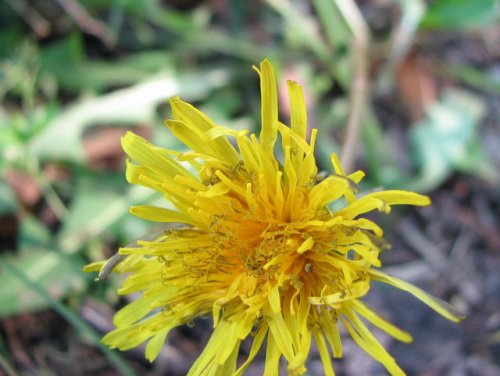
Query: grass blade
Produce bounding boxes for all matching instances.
[2,261,136,376]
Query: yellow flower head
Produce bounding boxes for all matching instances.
[85,59,463,375]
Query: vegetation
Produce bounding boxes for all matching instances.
[1,0,499,375]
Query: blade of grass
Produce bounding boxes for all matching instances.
[3,0,50,38]
[445,65,500,94]
[266,0,331,62]
[376,0,426,94]
[177,30,273,61]
[0,350,19,376]
[55,0,116,47]
[3,261,136,376]
[312,0,350,49]
[360,106,400,187]
[33,160,68,221]
[229,0,245,36]
[334,0,370,173]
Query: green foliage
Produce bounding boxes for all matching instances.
[421,0,500,30]
[40,34,176,92]
[0,0,497,372]
[409,89,494,191]
[448,65,500,94]
[0,249,86,316]
[30,66,231,162]
[0,181,17,215]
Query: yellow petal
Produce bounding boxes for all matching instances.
[102,320,157,351]
[130,205,197,225]
[214,322,241,365]
[365,190,431,206]
[350,300,412,343]
[145,328,170,362]
[205,125,248,139]
[266,305,295,361]
[312,328,336,376]
[255,59,278,155]
[165,119,219,157]
[321,310,342,358]
[335,190,430,219]
[309,279,370,305]
[287,80,307,140]
[216,338,240,374]
[330,153,357,203]
[342,218,384,237]
[341,310,405,376]
[370,270,465,323]
[113,295,155,327]
[234,324,268,376]
[237,135,260,173]
[169,96,240,164]
[117,270,163,295]
[299,128,319,185]
[188,320,240,375]
[82,260,105,272]
[268,285,281,314]
[308,175,350,209]
[196,182,230,198]
[297,237,314,254]
[214,170,246,197]
[263,332,282,376]
[121,131,191,180]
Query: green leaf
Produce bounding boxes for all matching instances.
[29,67,232,163]
[421,0,500,30]
[0,181,17,215]
[18,215,52,250]
[39,33,85,79]
[58,180,158,253]
[312,0,350,50]
[0,103,60,169]
[58,187,128,253]
[0,250,86,316]
[41,41,175,92]
[410,89,489,191]
[267,0,331,62]
[448,65,500,94]
[1,259,136,375]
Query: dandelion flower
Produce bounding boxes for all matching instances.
[85,59,463,375]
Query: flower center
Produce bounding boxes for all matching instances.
[206,212,316,288]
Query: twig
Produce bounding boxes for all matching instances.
[335,0,370,173]
[400,219,482,307]
[55,0,116,47]
[382,259,433,283]
[0,351,20,376]
[28,160,68,221]
[399,219,447,269]
[376,0,426,95]
[0,319,34,373]
[449,228,481,305]
[36,172,68,221]
[3,261,136,376]
[4,0,50,38]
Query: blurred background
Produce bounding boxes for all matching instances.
[1,0,499,375]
